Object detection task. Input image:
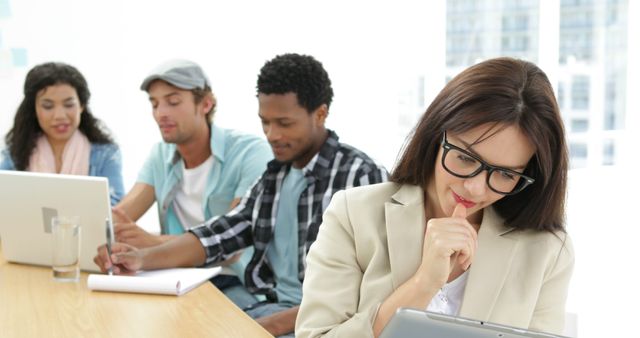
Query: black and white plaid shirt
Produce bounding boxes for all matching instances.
[190,130,388,300]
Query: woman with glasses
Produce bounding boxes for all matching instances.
[296,57,573,337]
[0,62,124,205]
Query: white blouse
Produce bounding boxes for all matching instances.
[426,270,469,316]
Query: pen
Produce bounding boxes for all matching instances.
[105,217,114,276]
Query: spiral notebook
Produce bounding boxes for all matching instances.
[87,266,221,296]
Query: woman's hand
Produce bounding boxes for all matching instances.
[373,203,479,337]
[415,203,478,291]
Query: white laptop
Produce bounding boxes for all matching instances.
[380,308,568,338]
[0,170,112,272]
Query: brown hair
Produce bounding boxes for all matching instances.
[192,86,217,123]
[391,57,568,232]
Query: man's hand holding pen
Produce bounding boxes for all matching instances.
[94,241,144,275]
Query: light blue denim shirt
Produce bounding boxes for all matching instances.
[136,124,272,235]
[0,143,125,205]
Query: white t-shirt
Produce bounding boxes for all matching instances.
[426,270,469,316]
[173,156,214,229]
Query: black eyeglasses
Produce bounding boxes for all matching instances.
[441,132,535,195]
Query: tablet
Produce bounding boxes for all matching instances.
[379,308,568,338]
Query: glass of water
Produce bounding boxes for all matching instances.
[51,216,81,282]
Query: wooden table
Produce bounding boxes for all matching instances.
[0,247,273,338]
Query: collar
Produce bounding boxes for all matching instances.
[481,207,517,236]
[210,124,226,163]
[385,184,517,294]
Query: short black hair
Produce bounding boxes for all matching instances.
[257,53,333,113]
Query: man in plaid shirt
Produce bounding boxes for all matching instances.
[95,53,388,337]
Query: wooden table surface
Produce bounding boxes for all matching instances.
[0,246,273,338]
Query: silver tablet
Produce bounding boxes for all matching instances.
[379,308,568,338]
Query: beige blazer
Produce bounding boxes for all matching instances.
[296,182,574,338]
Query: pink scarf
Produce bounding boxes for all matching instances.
[27,130,91,175]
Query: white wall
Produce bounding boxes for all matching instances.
[566,166,640,337]
[0,0,446,230]
[0,0,446,184]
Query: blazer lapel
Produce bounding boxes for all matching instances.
[459,207,518,321]
[384,185,426,290]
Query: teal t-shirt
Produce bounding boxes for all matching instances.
[266,167,307,305]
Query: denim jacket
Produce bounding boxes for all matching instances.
[0,143,125,205]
